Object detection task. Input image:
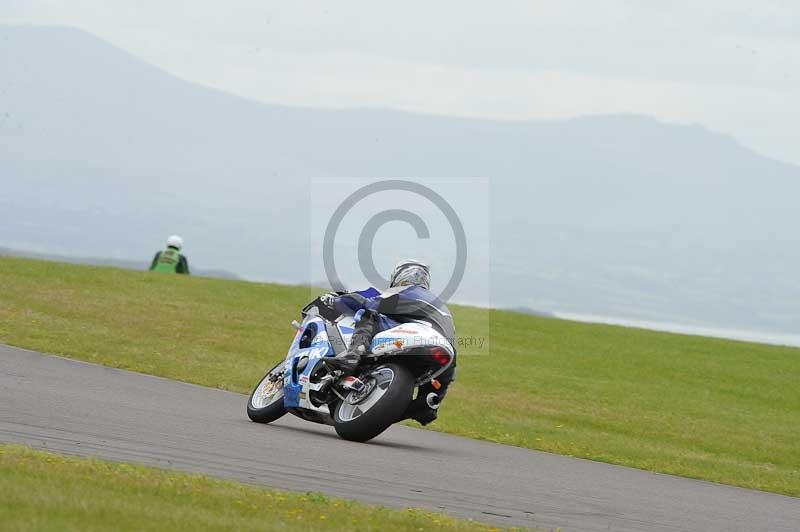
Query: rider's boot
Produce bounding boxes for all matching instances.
[414,410,438,425]
[408,371,453,425]
[325,310,376,375]
[409,392,441,425]
[325,344,365,375]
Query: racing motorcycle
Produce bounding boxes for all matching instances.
[246,289,455,442]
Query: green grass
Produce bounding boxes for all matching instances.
[1,256,799,497]
[0,445,503,531]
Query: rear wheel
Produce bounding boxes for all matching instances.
[247,361,287,423]
[333,363,414,442]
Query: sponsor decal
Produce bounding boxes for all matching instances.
[371,337,405,353]
[371,337,397,350]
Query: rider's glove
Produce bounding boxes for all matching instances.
[320,292,338,309]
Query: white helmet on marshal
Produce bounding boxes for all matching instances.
[166,235,184,250]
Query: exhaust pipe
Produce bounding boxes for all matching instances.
[426,392,441,410]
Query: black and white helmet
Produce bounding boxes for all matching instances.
[389,259,431,290]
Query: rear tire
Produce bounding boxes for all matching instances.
[247,362,287,423]
[333,363,414,442]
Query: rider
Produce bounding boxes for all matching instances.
[149,235,190,275]
[321,259,456,425]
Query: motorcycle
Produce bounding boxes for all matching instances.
[246,289,455,442]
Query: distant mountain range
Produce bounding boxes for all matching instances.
[2,25,798,335]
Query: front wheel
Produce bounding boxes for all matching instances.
[247,361,287,423]
[333,363,414,442]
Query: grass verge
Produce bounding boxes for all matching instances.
[0,445,504,531]
[1,256,799,496]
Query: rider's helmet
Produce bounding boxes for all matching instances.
[166,235,184,250]
[389,259,431,290]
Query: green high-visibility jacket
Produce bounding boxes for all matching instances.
[149,247,190,274]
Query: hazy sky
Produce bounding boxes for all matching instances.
[3,1,798,164]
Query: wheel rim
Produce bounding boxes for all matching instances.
[337,367,395,422]
[251,371,284,409]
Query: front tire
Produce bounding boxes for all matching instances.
[333,363,414,442]
[247,362,287,423]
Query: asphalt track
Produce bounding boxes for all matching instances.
[1,345,798,531]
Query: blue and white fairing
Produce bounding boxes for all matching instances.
[281,314,355,411]
[280,286,454,414]
[280,288,377,411]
